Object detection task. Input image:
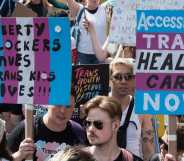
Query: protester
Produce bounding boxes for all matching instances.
[0,104,23,135]
[83,95,133,161]
[149,153,176,161]
[109,58,154,161]
[7,93,86,161]
[0,118,14,161]
[115,46,136,59]
[23,0,52,16]
[66,0,107,64]
[51,146,96,161]
[177,127,184,160]
[0,118,31,161]
[160,126,184,161]
[0,0,16,17]
[48,0,68,10]
[82,18,117,63]
[82,19,109,62]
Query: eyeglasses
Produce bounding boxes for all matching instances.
[84,120,103,130]
[112,73,134,81]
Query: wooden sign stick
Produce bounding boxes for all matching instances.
[168,115,177,157]
[25,104,34,161]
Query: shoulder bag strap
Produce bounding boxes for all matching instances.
[123,98,134,128]
[118,98,134,148]
[76,7,85,24]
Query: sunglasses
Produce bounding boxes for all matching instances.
[112,73,134,81]
[84,120,103,130]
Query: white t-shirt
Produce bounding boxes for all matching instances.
[77,5,107,55]
[120,103,143,159]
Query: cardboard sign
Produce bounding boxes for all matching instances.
[109,0,184,45]
[72,64,109,121]
[0,17,72,105]
[135,10,184,114]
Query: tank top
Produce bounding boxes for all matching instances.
[120,102,143,159]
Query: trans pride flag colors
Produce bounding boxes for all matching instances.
[0,17,72,106]
[136,10,184,114]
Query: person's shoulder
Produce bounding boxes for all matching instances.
[98,4,106,13]
[69,120,84,130]
[7,119,25,135]
[121,148,133,161]
[16,119,25,128]
[68,120,86,144]
[99,4,106,9]
[78,4,84,12]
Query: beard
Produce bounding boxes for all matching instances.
[87,132,113,147]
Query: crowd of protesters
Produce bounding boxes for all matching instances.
[0,0,184,161]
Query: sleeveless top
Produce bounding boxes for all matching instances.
[120,102,143,159]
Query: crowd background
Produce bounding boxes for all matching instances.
[0,0,184,161]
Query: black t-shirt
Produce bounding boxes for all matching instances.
[114,150,140,161]
[7,117,86,161]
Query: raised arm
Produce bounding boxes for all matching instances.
[82,19,108,62]
[65,0,80,18]
[141,115,155,161]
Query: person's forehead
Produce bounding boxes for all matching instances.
[112,63,132,73]
[87,108,110,120]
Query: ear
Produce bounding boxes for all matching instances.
[112,119,120,131]
[109,79,113,91]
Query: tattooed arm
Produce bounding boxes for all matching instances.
[140,115,155,161]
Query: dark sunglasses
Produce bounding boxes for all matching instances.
[84,120,103,130]
[112,73,134,81]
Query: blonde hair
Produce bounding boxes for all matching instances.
[51,146,96,161]
[110,58,135,76]
[84,96,122,121]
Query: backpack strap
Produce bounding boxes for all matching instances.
[73,7,85,49]
[76,7,85,24]
[117,98,134,148]
[121,149,133,161]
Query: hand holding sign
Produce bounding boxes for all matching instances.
[12,138,35,161]
[82,18,95,34]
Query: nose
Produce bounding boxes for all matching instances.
[87,123,96,132]
[119,76,127,83]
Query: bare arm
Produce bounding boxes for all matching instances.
[83,19,108,62]
[140,115,155,161]
[65,0,80,18]
[114,45,123,59]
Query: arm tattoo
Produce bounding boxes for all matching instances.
[142,129,154,144]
